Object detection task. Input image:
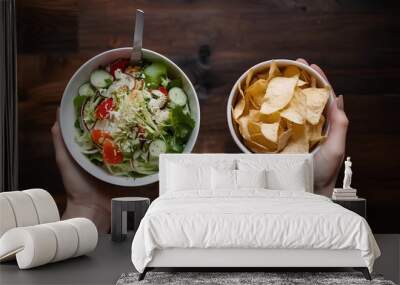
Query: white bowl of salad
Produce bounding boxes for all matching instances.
[59,48,200,186]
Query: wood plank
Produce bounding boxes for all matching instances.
[16,0,78,53]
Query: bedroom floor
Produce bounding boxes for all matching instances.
[0,234,398,285]
[374,235,400,283]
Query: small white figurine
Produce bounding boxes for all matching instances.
[343,157,353,189]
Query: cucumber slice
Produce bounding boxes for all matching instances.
[144,63,167,80]
[169,87,187,106]
[144,63,167,88]
[90,69,113,88]
[149,139,167,158]
[78,82,95,97]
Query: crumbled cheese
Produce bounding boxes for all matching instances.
[107,70,135,98]
[148,92,168,113]
[154,109,170,124]
[151,89,164,98]
[142,90,152,100]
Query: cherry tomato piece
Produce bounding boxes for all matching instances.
[96,98,114,120]
[91,129,112,145]
[159,86,168,96]
[102,139,123,164]
[109,58,130,78]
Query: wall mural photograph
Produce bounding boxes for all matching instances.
[1,1,399,284]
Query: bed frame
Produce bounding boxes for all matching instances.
[139,248,371,280]
[138,154,372,281]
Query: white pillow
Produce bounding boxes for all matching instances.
[267,166,307,191]
[166,159,236,192]
[236,169,267,189]
[211,168,236,190]
[237,157,311,192]
[211,169,268,191]
[167,162,211,191]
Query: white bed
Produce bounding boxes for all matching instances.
[131,154,380,280]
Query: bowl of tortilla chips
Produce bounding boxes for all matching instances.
[227,59,334,154]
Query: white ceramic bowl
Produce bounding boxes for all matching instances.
[60,48,200,186]
[227,59,334,154]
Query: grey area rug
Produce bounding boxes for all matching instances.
[117,272,396,285]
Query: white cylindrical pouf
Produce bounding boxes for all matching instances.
[0,226,57,269]
[23,189,60,224]
[64,218,98,257]
[0,196,17,237]
[1,192,39,227]
[42,221,79,263]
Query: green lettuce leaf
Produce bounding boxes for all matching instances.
[169,105,195,142]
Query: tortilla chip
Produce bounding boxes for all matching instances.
[279,117,287,132]
[248,120,261,135]
[238,79,245,98]
[297,79,308,87]
[260,122,280,143]
[248,109,261,122]
[283,66,301,77]
[311,77,317,88]
[267,61,281,83]
[245,69,255,89]
[260,75,298,115]
[256,72,269,80]
[258,111,281,124]
[287,121,306,140]
[300,70,312,84]
[237,116,250,140]
[245,79,268,108]
[306,115,325,140]
[281,134,309,153]
[280,88,307,125]
[303,87,330,125]
[232,96,246,122]
[243,138,271,153]
[306,115,326,149]
[277,129,292,151]
[250,133,277,151]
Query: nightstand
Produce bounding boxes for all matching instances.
[111,197,150,242]
[332,197,366,219]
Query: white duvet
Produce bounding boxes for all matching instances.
[131,190,380,273]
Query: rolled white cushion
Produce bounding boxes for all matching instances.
[23,189,60,224]
[42,221,79,262]
[0,226,57,269]
[0,191,39,227]
[64,218,98,257]
[0,196,17,237]
[0,218,98,269]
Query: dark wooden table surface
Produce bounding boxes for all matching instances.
[16,0,400,233]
